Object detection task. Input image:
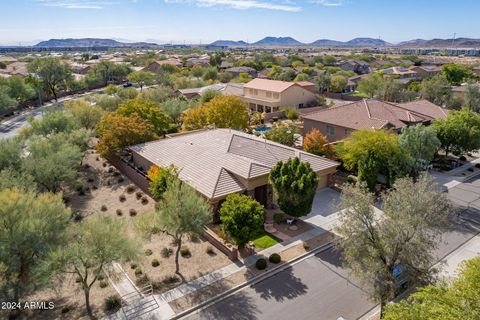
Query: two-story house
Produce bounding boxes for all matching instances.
[242,79,318,113]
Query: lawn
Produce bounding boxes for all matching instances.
[252,231,281,250]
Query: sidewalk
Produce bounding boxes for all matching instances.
[431,157,480,190]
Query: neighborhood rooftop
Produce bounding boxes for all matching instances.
[129,129,338,199]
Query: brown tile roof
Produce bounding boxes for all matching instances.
[397,100,448,119]
[302,99,434,131]
[130,129,338,199]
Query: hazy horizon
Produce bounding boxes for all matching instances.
[1,0,479,45]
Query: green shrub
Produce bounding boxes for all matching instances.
[269,253,281,264]
[126,185,136,193]
[162,275,180,285]
[134,267,143,276]
[141,196,149,204]
[151,259,160,267]
[161,247,173,258]
[99,280,108,288]
[273,213,284,224]
[347,175,358,184]
[116,209,123,216]
[97,274,105,281]
[129,209,137,216]
[206,246,216,255]
[145,249,153,256]
[130,263,137,269]
[136,191,143,199]
[104,295,121,312]
[119,194,126,202]
[282,107,299,120]
[61,306,70,314]
[180,246,191,258]
[255,258,267,270]
[101,205,108,211]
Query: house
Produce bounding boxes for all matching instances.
[339,60,370,74]
[225,66,257,77]
[381,66,418,79]
[219,61,234,70]
[302,99,448,142]
[69,62,91,75]
[143,59,183,72]
[1,62,29,76]
[242,78,318,113]
[409,66,442,79]
[185,57,210,68]
[128,129,338,214]
[452,83,480,101]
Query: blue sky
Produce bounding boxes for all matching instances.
[1,0,479,45]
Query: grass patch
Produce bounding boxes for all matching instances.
[252,231,281,250]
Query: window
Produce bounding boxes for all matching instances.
[299,103,304,109]
[253,89,258,95]
[273,93,279,99]
[266,91,272,98]
[344,128,349,136]
[326,125,335,137]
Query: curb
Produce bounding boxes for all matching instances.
[170,240,335,320]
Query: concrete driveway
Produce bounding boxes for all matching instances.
[307,188,341,218]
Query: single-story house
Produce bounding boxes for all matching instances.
[339,60,370,74]
[225,66,257,77]
[128,129,338,216]
[242,78,318,113]
[143,59,183,72]
[302,99,448,142]
[409,66,442,79]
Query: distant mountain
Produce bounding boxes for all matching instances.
[399,37,480,48]
[34,38,158,48]
[309,39,345,46]
[344,38,391,47]
[252,37,303,46]
[209,40,248,47]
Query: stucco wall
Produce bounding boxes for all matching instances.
[303,118,352,142]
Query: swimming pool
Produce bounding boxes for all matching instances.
[254,127,271,134]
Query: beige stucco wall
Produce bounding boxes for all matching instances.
[303,118,352,142]
[280,85,317,108]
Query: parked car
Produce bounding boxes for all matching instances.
[122,82,133,88]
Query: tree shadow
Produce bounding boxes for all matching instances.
[251,267,308,302]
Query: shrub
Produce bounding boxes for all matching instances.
[255,258,267,270]
[180,246,191,258]
[163,275,180,285]
[101,205,108,212]
[273,213,284,224]
[108,167,114,173]
[136,274,149,286]
[145,249,153,256]
[96,157,100,161]
[76,185,86,196]
[134,267,143,277]
[75,277,82,283]
[126,185,136,193]
[141,196,149,204]
[459,156,467,161]
[269,253,281,264]
[151,259,160,267]
[118,177,125,183]
[161,247,173,258]
[99,280,108,288]
[136,191,143,199]
[116,209,123,216]
[102,162,107,167]
[206,246,216,255]
[476,163,480,169]
[113,171,120,177]
[104,295,121,312]
[61,306,70,314]
[190,233,200,242]
[97,274,105,281]
[87,177,95,183]
[129,209,137,216]
[302,241,310,251]
[130,263,137,269]
[72,211,83,222]
[119,194,126,202]
[92,185,98,190]
[347,175,358,184]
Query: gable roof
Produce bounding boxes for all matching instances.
[302,99,435,131]
[130,129,338,199]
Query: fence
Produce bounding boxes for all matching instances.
[106,154,152,197]
[325,92,363,102]
[202,226,238,261]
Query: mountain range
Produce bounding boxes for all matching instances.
[30,37,480,48]
[34,38,158,48]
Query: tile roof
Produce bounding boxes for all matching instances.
[244,78,304,93]
[130,129,338,199]
[397,100,448,119]
[302,99,436,131]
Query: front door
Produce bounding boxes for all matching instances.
[254,185,268,207]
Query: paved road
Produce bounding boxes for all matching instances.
[185,180,480,320]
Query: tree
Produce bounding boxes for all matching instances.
[160,98,197,124]
[116,99,173,133]
[127,70,154,91]
[25,75,44,106]
[96,113,158,156]
[335,175,452,317]
[0,137,23,171]
[398,124,441,177]
[94,94,122,112]
[27,57,73,101]
[202,67,218,81]
[303,128,335,158]
[269,157,318,218]
[138,85,173,105]
[420,75,452,106]
[137,178,211,276]
[464,84,480,112]
[358,73,383,98]
[23,110,78,137]
[265,124,299,147]
[47,215,137,319]
[147,165,178,200]
[199,89,221,104]
[433,108,480,156]
[64,99,104,130]
[315,73,331,93]
[87,61,131,86]
[442,64,472,85]
[330,75,347,93]
[376,77,404,102]
[383,256,480,320]
[294,73,310,82]
[0,85,17,112]
[219,194,265,246]
[337,130,409,191]
[0,189,70,318]
[182,95,248,131]
[22,134,84,193]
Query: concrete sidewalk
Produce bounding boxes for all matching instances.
[436,234,480,281]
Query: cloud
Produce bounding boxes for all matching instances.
[165,0,301,12]
[310,0,346,6]
[36,0,118,9]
